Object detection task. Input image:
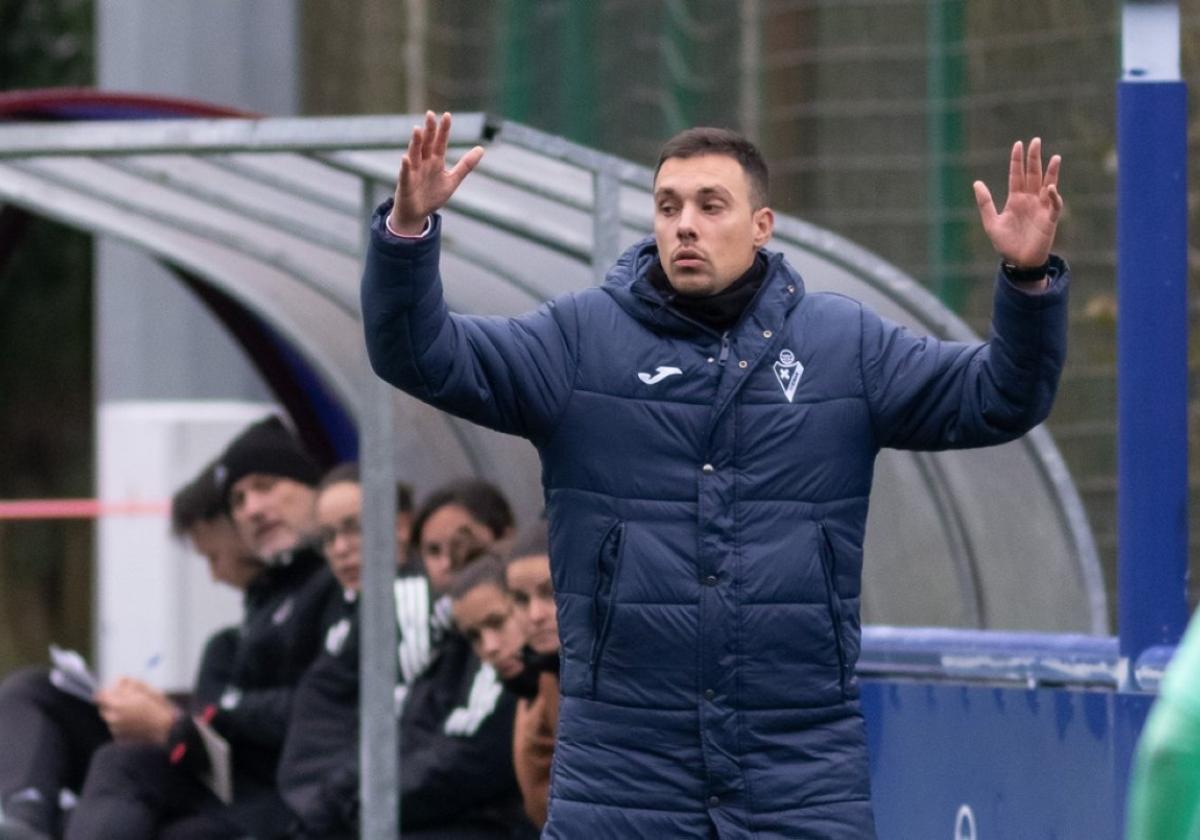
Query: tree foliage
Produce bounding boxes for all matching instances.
[0,0,94,674]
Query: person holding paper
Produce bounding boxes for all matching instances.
[65,417,342,840]
[0,465,253,840]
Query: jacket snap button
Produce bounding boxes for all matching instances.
[708,795,720,807]
[787,284,796,294]
[701,463,714,474]
[704,575,717,587]
[704,688,715,700]
[763,330,772,338]
[707,356,715,363]
[738,360,748,369]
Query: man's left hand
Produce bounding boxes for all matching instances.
[973,137,1064,276]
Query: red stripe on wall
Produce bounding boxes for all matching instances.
[0,499,170,520]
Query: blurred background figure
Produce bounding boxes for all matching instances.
[504,519,559,829]
[1126,611,1200,839]
[66,416,341,840]
[282,477,530,839]
[277,462,418,836]
[0,463,254,840]
[411,479,516,597]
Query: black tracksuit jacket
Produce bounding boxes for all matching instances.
[278,579,533,838]
[167,544,342,831]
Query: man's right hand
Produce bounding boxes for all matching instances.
[95,677,180,745]
[388,110,485,235]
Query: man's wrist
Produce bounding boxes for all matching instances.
[999,257,1054,295]
[1000,258,1051,285]
[385,212,431,239]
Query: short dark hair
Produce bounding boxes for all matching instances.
[170,463,226,538]
[448,555,508,602]
[410,478,515,548]
[654,127,769,208]
[317,462,414,514]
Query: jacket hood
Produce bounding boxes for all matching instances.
[600,235,806,337]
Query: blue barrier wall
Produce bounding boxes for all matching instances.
[864,681,1153,838]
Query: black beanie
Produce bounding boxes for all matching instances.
[215,416,321,506]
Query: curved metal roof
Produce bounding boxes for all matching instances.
[0,104,1105,633]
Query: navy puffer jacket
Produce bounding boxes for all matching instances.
[363,205,1068,839]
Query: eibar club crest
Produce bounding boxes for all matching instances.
[772,349,804,403]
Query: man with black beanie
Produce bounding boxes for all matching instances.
[67,416,342,840]
[0,459,255,840]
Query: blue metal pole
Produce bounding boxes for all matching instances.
[1117,1,1190,671]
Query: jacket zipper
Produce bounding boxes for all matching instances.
[589,521,627,696]
[818,524,848,697]
[718,331,731,366]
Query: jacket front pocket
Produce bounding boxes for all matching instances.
[589,520,626,695]
[818,523,848,697]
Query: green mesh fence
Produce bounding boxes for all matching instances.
[301,0,1200,627]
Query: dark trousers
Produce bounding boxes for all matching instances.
[0,668,110,836]
[66,742,295,840]
[65,743,243,840]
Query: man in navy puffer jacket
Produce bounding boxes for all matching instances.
[362,112,1068,839]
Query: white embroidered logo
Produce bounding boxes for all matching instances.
[325,617,352,655]
[772,349,804,403]
[9,787,43,805]
[272,597,294,626]
[444,664,503,736]
[637,366,683,385]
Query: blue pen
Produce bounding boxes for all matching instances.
[143,653,162,681]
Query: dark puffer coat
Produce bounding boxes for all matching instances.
[362,205,1068,839]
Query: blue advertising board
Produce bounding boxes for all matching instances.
[864,680,1154,839]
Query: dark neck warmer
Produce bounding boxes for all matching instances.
[500,648,561,700]
[647,251,768,332]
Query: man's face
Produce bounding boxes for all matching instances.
[418,504,496,595]
[452,583,526,679]
[653,153,774,296]
[187,517,262,591]
[506,553,558,654]
[229,473,318,560]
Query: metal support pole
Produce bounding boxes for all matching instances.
[1117,0,1189,674]
[358,179,400,838]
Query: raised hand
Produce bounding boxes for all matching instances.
[973,138,1064,270]
[388,111,486,235]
